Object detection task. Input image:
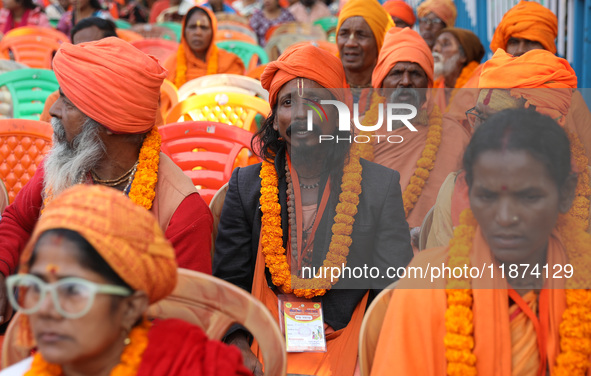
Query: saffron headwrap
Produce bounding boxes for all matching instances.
[479,49,576,126]
[52,37,167,134]
[260,43,346,108]
[20,185,178,304]
[490,0,557,54]
[336,0,394,53]
[372,27,434,88]
[383,0,416,26]
[416,0,457,27]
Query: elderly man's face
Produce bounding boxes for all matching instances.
[337,16,378,75]
[382,62,429,108]
[418,11,446,48]
[432,31,466,79]
[273,78,338,153]
[49,90,88,144]
[506,37,544,57]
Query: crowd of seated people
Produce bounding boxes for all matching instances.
[0,0,590,375]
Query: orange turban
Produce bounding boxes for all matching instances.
[383,0,416,26]
[372,27,434,88]
[21,185,177,304]
[490,0,557,54]
[261,43,346,109]
[417,0,457,27]
[337,0,394,53]
[479,49,576,126]
[53,37,168,134]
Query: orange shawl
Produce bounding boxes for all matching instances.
[164,5,245,88]
[370,228,584,375]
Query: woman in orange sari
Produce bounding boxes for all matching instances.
[371,108,591,375]
[164,5,245,88]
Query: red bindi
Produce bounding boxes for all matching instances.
[501,185,508,191]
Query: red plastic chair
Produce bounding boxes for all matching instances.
[131,38,179,63]
[0,35,61,69]
[0,119,53,203]
[158,121,257,204]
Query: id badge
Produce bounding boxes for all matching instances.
[278,294,327,353]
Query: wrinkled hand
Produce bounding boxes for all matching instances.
[227,333,264,376]
[410,226,421,249]
[0,274,12,325]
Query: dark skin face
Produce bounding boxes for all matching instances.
[381,61,430,89]
[184,11,213,60]
[391,17,410,28]
[418,11,446,48]
[337,16,378,83]
[72,26,106,44]
[505,37,545,57]
[470,150,575,271]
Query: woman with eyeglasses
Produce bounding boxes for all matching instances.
[0,185,250,376]
[370,108,591,375]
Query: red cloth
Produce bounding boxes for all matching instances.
[137,319,252,376]
[0,161,213,276]
[53,37,167,134]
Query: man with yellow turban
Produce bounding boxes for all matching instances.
[213,43,413,376]
[337,0,393,91]
[2,184,250,376]
[426,48,591,249]
[367,26,469,247]
[0,37,214,326]
[416,0,456,48]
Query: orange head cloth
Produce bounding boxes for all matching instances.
[417,0,457,27]
[53,37,167,134]
[479,49,576,126]
[372,27,434,88]
[20,185,178,305]
[383,0,416,26]
[337,0,394,53]
[490,0,557,54]
[260,43,346,109]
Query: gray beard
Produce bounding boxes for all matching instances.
[43,117,106,199]
[388,88,423,130]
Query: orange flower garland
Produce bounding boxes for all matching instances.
[445,208,478,376]
[360,92,443,217]
[25,319,151,376]
[174,44,219,88]
[259,148,363,299]
[43,128,160,212]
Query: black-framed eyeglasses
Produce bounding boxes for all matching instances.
[465,106,487,128]
[418,17,444,26]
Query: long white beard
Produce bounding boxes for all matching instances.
[433,52,462,80]
[43,117,106,198]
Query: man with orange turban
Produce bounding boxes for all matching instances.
[337,0,393,91]
[0,37,214,325]
[383,0,415,28]
[213,42,412,376]
[416,0,456,48]
[426,48,591,250]
[367,26,468,248]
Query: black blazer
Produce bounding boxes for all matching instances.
[213,152,413,331]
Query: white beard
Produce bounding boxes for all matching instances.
[43,117,106,199]
[433,52,462,80]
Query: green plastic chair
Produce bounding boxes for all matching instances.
[313,17,338,43]
[0,69,59,120]
[215,40,269,72]
[114,19,132,30]
[157,22,183,42]
[48,19,59,28]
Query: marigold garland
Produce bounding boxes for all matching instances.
[42,128,160,212]
[360,92,443,217]
[24,319,151,376]
[259,148,363,299]
[174,43,219,88]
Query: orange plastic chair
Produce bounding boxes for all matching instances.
[115,28,144,43]
[160,78,179,120]
[4,26,70,44]
[158,121,256,204]
[2,269,287,376]
[131,38,179,63]
[0,35,61,69]
[131,24,178,41]
[214,29,256,44]
[165,92,270,133]
[0,119,52,203]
